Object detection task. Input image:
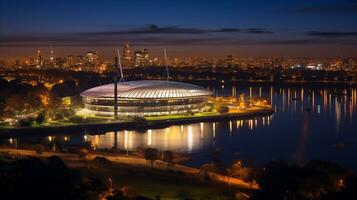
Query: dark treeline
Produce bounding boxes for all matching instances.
[1,66,357,89]
[0,156,105,200]
[251,160,357,200]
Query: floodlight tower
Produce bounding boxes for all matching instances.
[117,49,124,82]
[114,53,119,120]
[164,48,170,81]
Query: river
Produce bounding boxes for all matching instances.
[2,84,357,168]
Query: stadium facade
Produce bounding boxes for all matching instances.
[80,80,213,117]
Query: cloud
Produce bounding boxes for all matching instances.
[244,28,274,34]
[216,28,241,33]
[295,3,357,13]
[78,25,272,35]
[2,34,357,48]
[306,31,357,37]
[261,39,325,45]
[81,25,208,35]
[0,24,276,47]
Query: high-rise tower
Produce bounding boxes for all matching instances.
[226,55,233,67]
[36,48,42,67]
[122,42,133,67]
[134,50,143,67]
[50,43,55,67]
[143,48,150,66]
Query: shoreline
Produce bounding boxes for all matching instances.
[0,108,274,138]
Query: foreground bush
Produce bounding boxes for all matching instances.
[68,116,107,123]
[252,160,357,200]
[215,104,229,114]
[93,156,111,166]
[68,116,85,123]
[34,144,45,155]
[18,118,35,127]
[0,157,104,200]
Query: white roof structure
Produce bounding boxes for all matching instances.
[80,80,213,99]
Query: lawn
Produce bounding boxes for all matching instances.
[74,161,244,200]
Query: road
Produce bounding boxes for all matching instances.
[0,148,259,190]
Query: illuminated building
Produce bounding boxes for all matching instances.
[76,55,84,66]
[142,48,150,66]
[349,58,355,70]
[36,48,43,67]
[80,80,213,117]
[153,57,160,66]
[82,51,101,71]
[122,42,133,67]
[134,49,150,67]
[50,44,55,67]
[134,50,144,66]
[86,51,95,64]
[226,55,233,67]
[65,55,75,67]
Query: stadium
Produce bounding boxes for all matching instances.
[80,80,213,117]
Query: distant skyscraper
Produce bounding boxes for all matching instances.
[226,55,233,67]
[348,58,355,70]
[153,57,160,66]
[134,50,143,67]
[76,55,84,66]
[50,43,55,67]
[36,48,43,67]
[122,42,133,67]
[142,48,150,66]
[66,55,75,68]
[15,59,20,67]
[272,57,281,68]
[86,51,95,64]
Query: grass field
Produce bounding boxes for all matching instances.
[73,161,246,200]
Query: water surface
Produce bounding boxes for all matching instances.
[3,85,357,168]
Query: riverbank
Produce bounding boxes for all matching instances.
[0,107,274,138]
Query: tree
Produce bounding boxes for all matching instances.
[35,110,46,124]
[78,148,89,159]
[93,156,111,167]
[163,150,174,168]
[144,148,159,168]
[230,160,250,180]
[34,144,45,155]
[200,150,226,174]
[18,118,35,127]
[215,104,230,114]
[3,94,26,116]
[132,116,147,125]
[46,156,67,171]
[0,157,105,200]
[106,189,126,200]
[51,80,77,97]
[121,186,136,199]
[251,160,354,200]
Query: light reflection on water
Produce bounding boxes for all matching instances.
[87,116,272,153]
[84,86,357,167]
[3,86,357,168]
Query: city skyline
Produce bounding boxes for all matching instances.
[1,0,357,60]
[2,1,357,199]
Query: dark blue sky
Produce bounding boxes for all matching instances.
[1,0,357,59]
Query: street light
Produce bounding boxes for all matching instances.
[108,178,113,195]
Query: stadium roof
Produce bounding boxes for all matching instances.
[80,80,213,99]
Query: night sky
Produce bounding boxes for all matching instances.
[1,0,357,60]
